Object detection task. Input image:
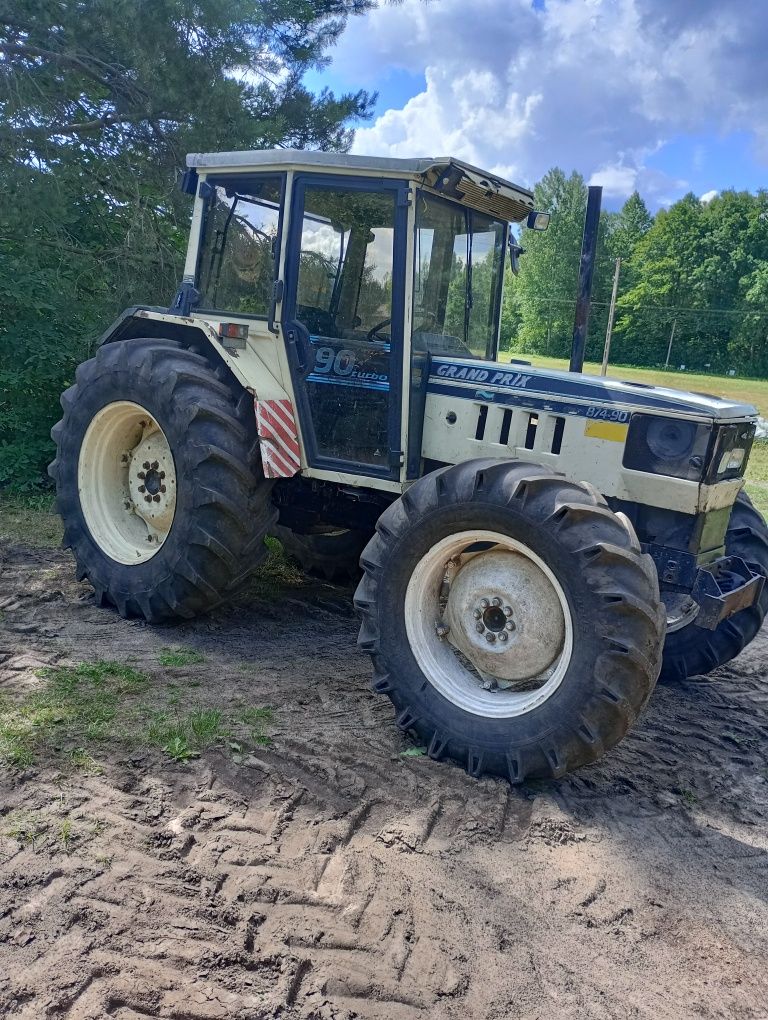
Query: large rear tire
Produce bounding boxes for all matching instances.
[354,460,665,782]
[661,491,768,682]
[49,337,276,621]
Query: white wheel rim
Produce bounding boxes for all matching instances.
[77,401,177,564]
[404,530,574,718]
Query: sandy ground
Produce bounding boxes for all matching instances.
[1,541,768,1020]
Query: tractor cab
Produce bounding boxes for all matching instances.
[180,150,538,482]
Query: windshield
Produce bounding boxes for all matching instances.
[196,176,282,315]
[412,192,506,360]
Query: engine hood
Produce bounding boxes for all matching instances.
[427,357,757,422]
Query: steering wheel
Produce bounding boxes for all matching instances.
[366,317,392,341]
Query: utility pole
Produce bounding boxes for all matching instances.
[664,318,677,369]
[600,257,621,376]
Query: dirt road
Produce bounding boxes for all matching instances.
[1,540,768,1019]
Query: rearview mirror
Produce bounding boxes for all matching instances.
[526,210,550,231]
[509,240,525,275]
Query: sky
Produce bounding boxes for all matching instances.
[304,0,768,210]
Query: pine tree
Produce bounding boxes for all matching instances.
[0,0,376,485]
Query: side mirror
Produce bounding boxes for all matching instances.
[509,240,525,276]
[526,210,550,231]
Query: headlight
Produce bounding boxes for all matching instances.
[646,419,697,460]
[704,423,755,482]
[624,414,712,481]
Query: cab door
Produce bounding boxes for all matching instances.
[282,175,407,481]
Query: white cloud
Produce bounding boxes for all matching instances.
[588,163,640,198]
[331,0,768,205]
[700,189,719,204]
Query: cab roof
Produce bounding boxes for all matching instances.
[186,148,536,223]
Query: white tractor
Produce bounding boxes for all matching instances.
[51,150,768,781]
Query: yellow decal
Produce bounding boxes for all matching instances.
[584,420,629,442]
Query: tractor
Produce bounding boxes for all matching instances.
[50,149,768,782]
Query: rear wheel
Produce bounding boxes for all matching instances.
[661,491,768,682]
[355,460,665,781]
[49,337,276,621]
[272,523,369,582]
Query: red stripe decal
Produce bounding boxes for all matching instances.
[255,398,300,478]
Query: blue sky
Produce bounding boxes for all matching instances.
[305,0,768,210]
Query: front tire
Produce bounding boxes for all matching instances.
[354,460,665,782]
[49,337,276,621]
[661,491,768,682]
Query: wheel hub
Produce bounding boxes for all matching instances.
[78,401,177,564]
[443,549,565,681]
[127,432,175,537]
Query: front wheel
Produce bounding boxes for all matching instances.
[661,491,768,682]
[354,460,665,782]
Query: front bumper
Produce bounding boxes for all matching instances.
[691,556,765,630]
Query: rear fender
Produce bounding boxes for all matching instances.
[99,307,301,478]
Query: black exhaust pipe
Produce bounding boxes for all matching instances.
[569,185,602,373]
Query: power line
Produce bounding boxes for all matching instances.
[518,295,768,317]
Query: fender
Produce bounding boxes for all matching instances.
[98,306,300,478]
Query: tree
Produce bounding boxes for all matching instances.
[611,194,707,367]
[607,191,652,264]
[508,168,587,357]
[611,189,768,372]
[0,0,376,486]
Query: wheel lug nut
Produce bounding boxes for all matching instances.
[138,485,145,493]
[160,485,166,493]
[485,632,496,643]
[505,620,516,631]
[491,597,502,607]
[504,606,513,617]
[475,622,485,633]
[151,461,159,470]
[480,598,489,609]
[137,471,146,479]
[145,495,152,502]
[143,461,150,470]
[473,609,482,620]
[152,494,161,502]
[159,471,165,479]
[499,632,508,642]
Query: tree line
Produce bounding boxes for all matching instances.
[2,3,767,490]
[503,168,768,375]
[0,0,376,489]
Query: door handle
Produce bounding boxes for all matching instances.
[268,279,284,335]
[286,324,308,371]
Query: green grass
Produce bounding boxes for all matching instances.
[0,492,62,547]
[745,443,768,520]
[3,808,105,855]
[235,705,274,747]
[0,661,150,767]
[0,656,278,769]
[158,647,206,668]
[243,535,305,599]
